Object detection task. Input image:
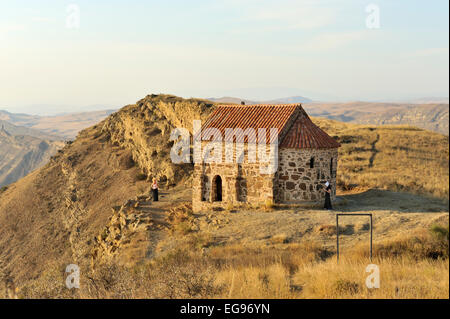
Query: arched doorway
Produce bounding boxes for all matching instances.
[212,175,222,202]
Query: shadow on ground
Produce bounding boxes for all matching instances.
[336,189,449,213]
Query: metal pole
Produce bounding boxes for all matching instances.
[336,214,339,264]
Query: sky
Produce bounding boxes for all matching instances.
[0,0,449,114]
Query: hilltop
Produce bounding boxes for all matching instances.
[0,94,448,298]
[0,94,214,285]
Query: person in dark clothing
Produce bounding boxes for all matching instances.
[324,181,332,210]
[151,178,159,201]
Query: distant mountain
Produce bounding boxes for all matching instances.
[264,96,313,104]
[0,109,116,139]
[206,97,448,135]
[355,104,449,135]
[0,96,205,188]
[207,97,259,105]
[303,102,449,135]
[0,125,64,187]
[0,108,116,186]
[0,120,61,140]
[395,97,449,104]
[207,95,313,105]
[0,110,41,123]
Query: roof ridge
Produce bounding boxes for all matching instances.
[279,113,341,149]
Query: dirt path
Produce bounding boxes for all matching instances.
[368,133,380,168]
[133,187,192,258]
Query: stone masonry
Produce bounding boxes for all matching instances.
[192,104,340,213]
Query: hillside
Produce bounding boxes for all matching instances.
[312,117,449,198]
[0,94,214,286]
[0,120,62,141]
[0,126,64,187]
[0,110,113,187]
[0,94,448,298]
[354,104,449,135]
[304,102,449,135]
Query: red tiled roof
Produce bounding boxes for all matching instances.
[200,104,300,143]
[198,103,340,149]
[280,113,341,149]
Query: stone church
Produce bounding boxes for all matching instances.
[192,103,340,212]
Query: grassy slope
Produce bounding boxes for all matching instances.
[313,117,449,199]
[0,95,448,298]
[0,95,212,287]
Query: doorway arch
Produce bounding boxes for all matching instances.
[212,175,222,202]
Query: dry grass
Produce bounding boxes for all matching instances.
[212,224,449,299]
[313,118,449,199]
[12,224,449,299]
[165,203,195,235]
[215,264,295,299]
[2,102,448,299]
[293,257,448,299]
[212,257,448,299]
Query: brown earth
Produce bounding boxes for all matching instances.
[0,94,448,298]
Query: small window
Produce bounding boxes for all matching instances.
[309,157,315,169]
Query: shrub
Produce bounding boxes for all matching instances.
[136,183,147,195]
[135,173,147,181]
[270,234,289,244]
[148,249,221,298]
[332,279,360,295]
[174,221,192,235]
[430,224,449,241]
[187,233,214,250]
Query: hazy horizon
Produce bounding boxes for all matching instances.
[1,93,449,116]
[1,0,448,114]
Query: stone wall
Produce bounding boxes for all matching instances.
[192,162,275,212]
[192,141,277,212]
[276,148,338,202]
[192,140,339,212]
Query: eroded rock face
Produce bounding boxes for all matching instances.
[91,201,154,266]
[101,94,215,185]
[0,128,65,187]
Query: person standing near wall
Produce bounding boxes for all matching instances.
[151,178,159,201]
[324,181,332,210]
